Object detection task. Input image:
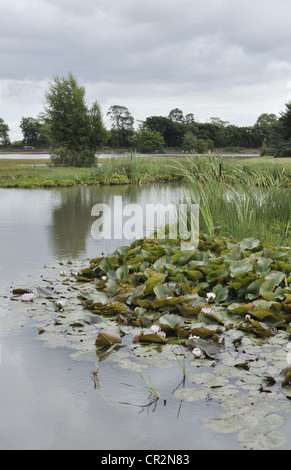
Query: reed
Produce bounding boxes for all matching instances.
[176,155,290,247]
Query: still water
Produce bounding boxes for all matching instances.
[0,183,273,450]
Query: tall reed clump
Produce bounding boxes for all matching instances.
[175,154,290,248]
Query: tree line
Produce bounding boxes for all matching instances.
[0,73,290,166]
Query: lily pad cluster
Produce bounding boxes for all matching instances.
[76,234,290,354]
[4,233,291,450]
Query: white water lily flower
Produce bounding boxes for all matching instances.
[56,300,66,309]
[188,334,199,340]
[201,307,212,314]
[166,296,173,300]
[60,271,67,277]
[21,293,34,302]
[245,314,251,322]
[101,276,107,280]
[206,292,216,302]
[192,347,202,358]
[151,325,161,334]
[151,325,166,337]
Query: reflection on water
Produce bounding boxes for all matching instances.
[0,184,185,285]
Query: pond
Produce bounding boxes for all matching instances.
[0,183,234,451]
[0,183,290,451]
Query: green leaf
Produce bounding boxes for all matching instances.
[144,273,166,293]
[239,238,260,251]
[213,284,229,302]
[159,313,184,330]
[95,329,122,347]
[227,302,254,316]
[255,257,272,274]
[265,271,286,286]
[116,266,129,280]
[230,259,253,277]
[245,279,265,300]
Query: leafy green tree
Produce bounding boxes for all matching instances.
[278,102,291,140]
[254,113,278,146]
[128,129,165,153]
[0,118,10,146]
[44,73,106,166]
[107,105,134,148]
[182,131,198,151]
[270,102,291,157]
[45,73,89,150]
[168,108,184,123]
[184,113,195,125]
[142,115,184,148]
[88,101,109,152]
[20,117,41,146]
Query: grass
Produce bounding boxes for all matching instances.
[0,153,290,189]
[175,155,290,248]
[0,155,184,188]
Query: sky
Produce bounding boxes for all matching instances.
[1,0,291,141]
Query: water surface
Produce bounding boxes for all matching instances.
[0,183,237,450]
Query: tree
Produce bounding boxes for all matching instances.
[168,108,184,123]
[20,117,41,147]
[278,102,291,140]
[128,129,165,153]
[44,73,105,166]
[142,115,184,148]
[0,118,10,146]
[269,102,291,157]
[182,131,198,152]
[107,105,134,148]
[254,113,278,146]
[88,101,109,152]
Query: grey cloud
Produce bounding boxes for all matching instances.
[1,0,291,139]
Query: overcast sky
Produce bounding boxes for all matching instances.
[1,0,291,141]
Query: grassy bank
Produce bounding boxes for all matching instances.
[0,153,290,188]
[0,155,184,188]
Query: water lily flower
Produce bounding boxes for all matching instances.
[192,347,202,358]
[201,307,212,315]
[166,296,173,300]
[21,293,34,302]
[151,324,161,334]
[245,314,251,322]
[188,334,199,340]
[158,331,167,338]
[101,276,107,280]
[151,325,166,337]
[206,292,216,303]
[60,271,67,277]
[56,300,66,310]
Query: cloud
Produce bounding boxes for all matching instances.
[1,0,291,140]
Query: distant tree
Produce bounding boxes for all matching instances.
[107,105,134,148]
[88,101,109,152]
[45,73,89,150]
[44,73,105,166]
[254,113,278,146]
[184,113,195,125]
[129,129,165,153]
[168,108,184,123]
[142,115,184,148]
[182,131,198,152]
[0,118,10,146]
[278,102,291,140]
[269,102,291,157]
[20,117,41,146]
